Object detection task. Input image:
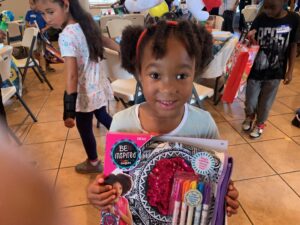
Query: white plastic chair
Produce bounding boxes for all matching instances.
[242,5,258,23]
[14,27,53,90]
[190,83,214,108]
[103,47,139,108]
[214,15,224,30]
[240,5,258,41]
[100,15,121,33]
[123,14,145,26]
[106,19,132,39]
[0,46,37,122]
[7,21,23,47]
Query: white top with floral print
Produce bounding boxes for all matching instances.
[59,23,113,112]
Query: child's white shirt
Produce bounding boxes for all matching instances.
[59,23,113,112]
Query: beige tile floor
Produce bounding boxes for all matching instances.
[4,57,300,225]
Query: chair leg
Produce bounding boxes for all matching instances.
[32,67,44,83]
[35,65,54,90]
[192,86,205,109]
[15,92,38,122]
[120,98,128,108]
[8,127,22,145]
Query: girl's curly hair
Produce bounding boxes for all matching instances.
[104,173,133,196]
[120,20,213,79]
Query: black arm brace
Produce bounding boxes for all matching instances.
[63,91,77,120]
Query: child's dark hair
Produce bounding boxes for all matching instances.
[120,20,213,79]
[104,173,133,196]
[34,0,103,61]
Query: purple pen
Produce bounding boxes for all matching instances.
[200,184,211,225]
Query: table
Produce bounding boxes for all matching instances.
[201,36,239,104]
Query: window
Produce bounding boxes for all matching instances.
[89,0,117,6]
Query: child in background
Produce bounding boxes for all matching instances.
[242,0,300,138]
[103,174,133,225]
[25,0,55,72]
[35,0,120,174]
[87,20,239,217]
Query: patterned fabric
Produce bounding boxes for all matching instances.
[58,23,113,112]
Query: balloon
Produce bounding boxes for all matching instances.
[186,0,209,21]
[125,0,163,12]
[203,0,222,12]
[149,1,169,18]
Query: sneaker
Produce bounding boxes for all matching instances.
[292,110,300,128]
[75,159,103,174]
[250,123,265,138]
[242,116,254,131]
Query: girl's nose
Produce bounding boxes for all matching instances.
[159,78,178,94]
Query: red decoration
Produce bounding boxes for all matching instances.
[203,0,222,12]
[146,157,193,215]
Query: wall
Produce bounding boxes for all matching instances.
[0,0,29,19]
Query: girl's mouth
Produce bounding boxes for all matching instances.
[157,100,177,110]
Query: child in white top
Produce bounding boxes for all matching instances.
[87,20,239,218]
[35,0,120,173]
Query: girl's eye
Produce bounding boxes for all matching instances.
[176,73,188,80]
[150,72,160,80]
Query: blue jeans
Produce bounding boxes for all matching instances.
[245,79,281,124]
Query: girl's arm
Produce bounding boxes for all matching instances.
[64,57,78,93]
[102,36,120,53]
[284,43,297,85]
[63,57,78,128]
[118,203,133,225]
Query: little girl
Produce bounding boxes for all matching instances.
[35,0,120,173]
[87,20,239,217]
[103,173,133,225]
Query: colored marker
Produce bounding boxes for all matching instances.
[200,184,211,225]
[172,180,182,225]
[186,181,197,225]
[179,180,191,225]
[193,182,204,225]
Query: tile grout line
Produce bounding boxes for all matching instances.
[278,174,300,199]
[266,119,300,146]
[53,128,71,188]
[238,203,255,225]
[21,91,52,144]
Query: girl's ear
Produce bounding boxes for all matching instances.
[62,0,69,11]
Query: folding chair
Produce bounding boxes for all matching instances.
[240,5,258,41]
[214,15,224,30]
[190,83,214,108]
[6,21,22,47]
[104,47,140,108]
[106,19,132,39]
[13,27,54,90]
[0,46,37,144]
[123,14,145,26]
[99,15,121,33]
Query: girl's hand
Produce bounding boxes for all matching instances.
[247,29,257,45]
[87,174,117,210]
[283,71,292,85]
[64,118,75,128]
[226,180,239,217]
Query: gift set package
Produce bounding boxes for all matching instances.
[102,132,233,225]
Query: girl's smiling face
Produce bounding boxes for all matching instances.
[113,182,123,203]
[35,0,68,29]
[139,35,195,121]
